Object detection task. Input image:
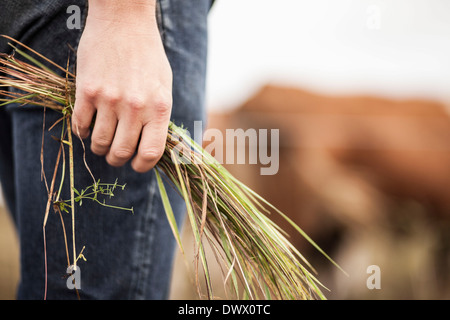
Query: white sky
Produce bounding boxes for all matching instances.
[206,0,450,111]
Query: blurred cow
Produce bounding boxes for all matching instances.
[205,85,450,299]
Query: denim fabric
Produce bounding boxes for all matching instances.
[0,0,212,299]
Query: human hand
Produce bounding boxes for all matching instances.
[72,0,172,173]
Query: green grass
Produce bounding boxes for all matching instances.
[0,35,345,300]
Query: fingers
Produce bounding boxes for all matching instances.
[106,114,141,167]
[72,88,171,172]
[90,108,118,156]
[72,94,95,139]
[131,93,172,172]
[131,121,167,173]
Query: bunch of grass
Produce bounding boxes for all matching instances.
[0,35,344,300]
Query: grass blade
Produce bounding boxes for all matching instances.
[155,168,184,254]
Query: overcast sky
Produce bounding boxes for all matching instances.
[206,0,450,111]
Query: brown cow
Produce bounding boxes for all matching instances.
[203,85,450,299]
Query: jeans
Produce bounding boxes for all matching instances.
[0,0,211,299]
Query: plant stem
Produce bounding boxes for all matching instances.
[66,116,77,270]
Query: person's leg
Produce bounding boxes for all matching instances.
[0,0,212,299]
[0,109,15,221]
[0,0,88,299]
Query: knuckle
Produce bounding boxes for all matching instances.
[79,83,101,101]
[78,84,121,106]
[103,90,120,105]
[111,148,134,162]
[152,98,171,118]
[92,136,111,149]
[153,89,172,115]
[126,95,145,112]
[139,147,163,163]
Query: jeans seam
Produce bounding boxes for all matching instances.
[156,0,166,43]
[129,174,158,299]
[71,0,88,62]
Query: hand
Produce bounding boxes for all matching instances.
[72,1,172,173]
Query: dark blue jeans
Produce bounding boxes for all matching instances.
[0,0,211,299]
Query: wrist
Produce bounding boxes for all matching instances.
[87,0,157,24]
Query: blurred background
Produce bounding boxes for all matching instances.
[171,0,450,300]
[2,0,450,299]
